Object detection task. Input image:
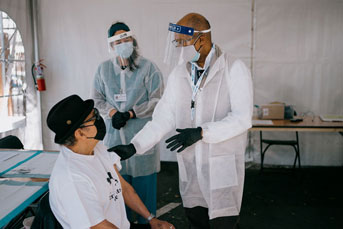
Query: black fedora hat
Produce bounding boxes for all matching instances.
[47,95,94,144]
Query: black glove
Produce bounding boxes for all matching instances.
[107,143,136,161]
[165,127,203,153]
[112,111,130,130]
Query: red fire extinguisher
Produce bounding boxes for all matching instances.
[31,59,46,91]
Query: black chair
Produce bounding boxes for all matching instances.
[0,135,27,228]
[31,192,63,229]
[260,131,301,171]
[0,135,24,149]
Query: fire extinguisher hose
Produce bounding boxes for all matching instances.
[31,64,38,89]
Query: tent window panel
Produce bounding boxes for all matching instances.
[0,11,26,117]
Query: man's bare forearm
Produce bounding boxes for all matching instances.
[116,167,151,219]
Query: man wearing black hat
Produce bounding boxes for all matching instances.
[47,95,173,229]
[91,21,164,226]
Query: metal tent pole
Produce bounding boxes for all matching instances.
[30,0,43,149]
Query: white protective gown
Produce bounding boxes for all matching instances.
[92,56,164,177]
[131,45,253,219]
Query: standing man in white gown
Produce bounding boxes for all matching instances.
[110,13,253,229]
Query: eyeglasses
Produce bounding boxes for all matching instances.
[172,39,190,47]
[172,34,202,47]
[79,108,100,128]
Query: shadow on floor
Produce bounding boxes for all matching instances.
[157,162,343,229]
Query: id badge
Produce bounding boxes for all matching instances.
[114,93,127,102]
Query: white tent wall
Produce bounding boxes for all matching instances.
[252,0,343,166]
[37,0,342,165]
[38,0,252,162]
[0,0,43,150]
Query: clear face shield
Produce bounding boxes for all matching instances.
[108,31,135,63]
[164,23,211,67]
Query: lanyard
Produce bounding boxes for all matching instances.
[190,44,215,120]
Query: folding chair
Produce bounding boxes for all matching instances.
[260,131,301,171]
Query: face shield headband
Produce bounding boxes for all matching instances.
[108,31,134,53]
[164,23,211,66]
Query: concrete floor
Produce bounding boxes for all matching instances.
[156,162,187,228]
[157,162,343,229]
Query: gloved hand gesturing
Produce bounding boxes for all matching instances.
[165,127,203,153]
[107,143,136,161]
[112,111,130,130]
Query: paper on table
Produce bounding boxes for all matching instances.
[0,152,36,175]
[320,115,343,122]
[0,180,45,220]
[6,153,58,177]
[252,120,273,125]
[0,152,19,162]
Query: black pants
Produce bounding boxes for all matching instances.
[184,206,239,229]
[130,222,151,229]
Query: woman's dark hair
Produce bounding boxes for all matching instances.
[128,37,139,71]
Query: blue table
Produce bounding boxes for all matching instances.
[0,150,58,228]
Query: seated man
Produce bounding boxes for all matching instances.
[46,94,174,229]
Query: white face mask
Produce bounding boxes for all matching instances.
[181,45,200,63]
[114,41,134,59]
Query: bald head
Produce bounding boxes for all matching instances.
[177,13,211,31]
[177,12,211,46]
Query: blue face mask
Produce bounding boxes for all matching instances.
[114,41,134,59]
[181,35,202,63]
[191,47,201,62]
[181,45,201,63]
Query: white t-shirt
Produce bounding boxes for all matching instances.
[49,142,130,229]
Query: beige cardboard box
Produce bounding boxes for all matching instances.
[259,104,285,120]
